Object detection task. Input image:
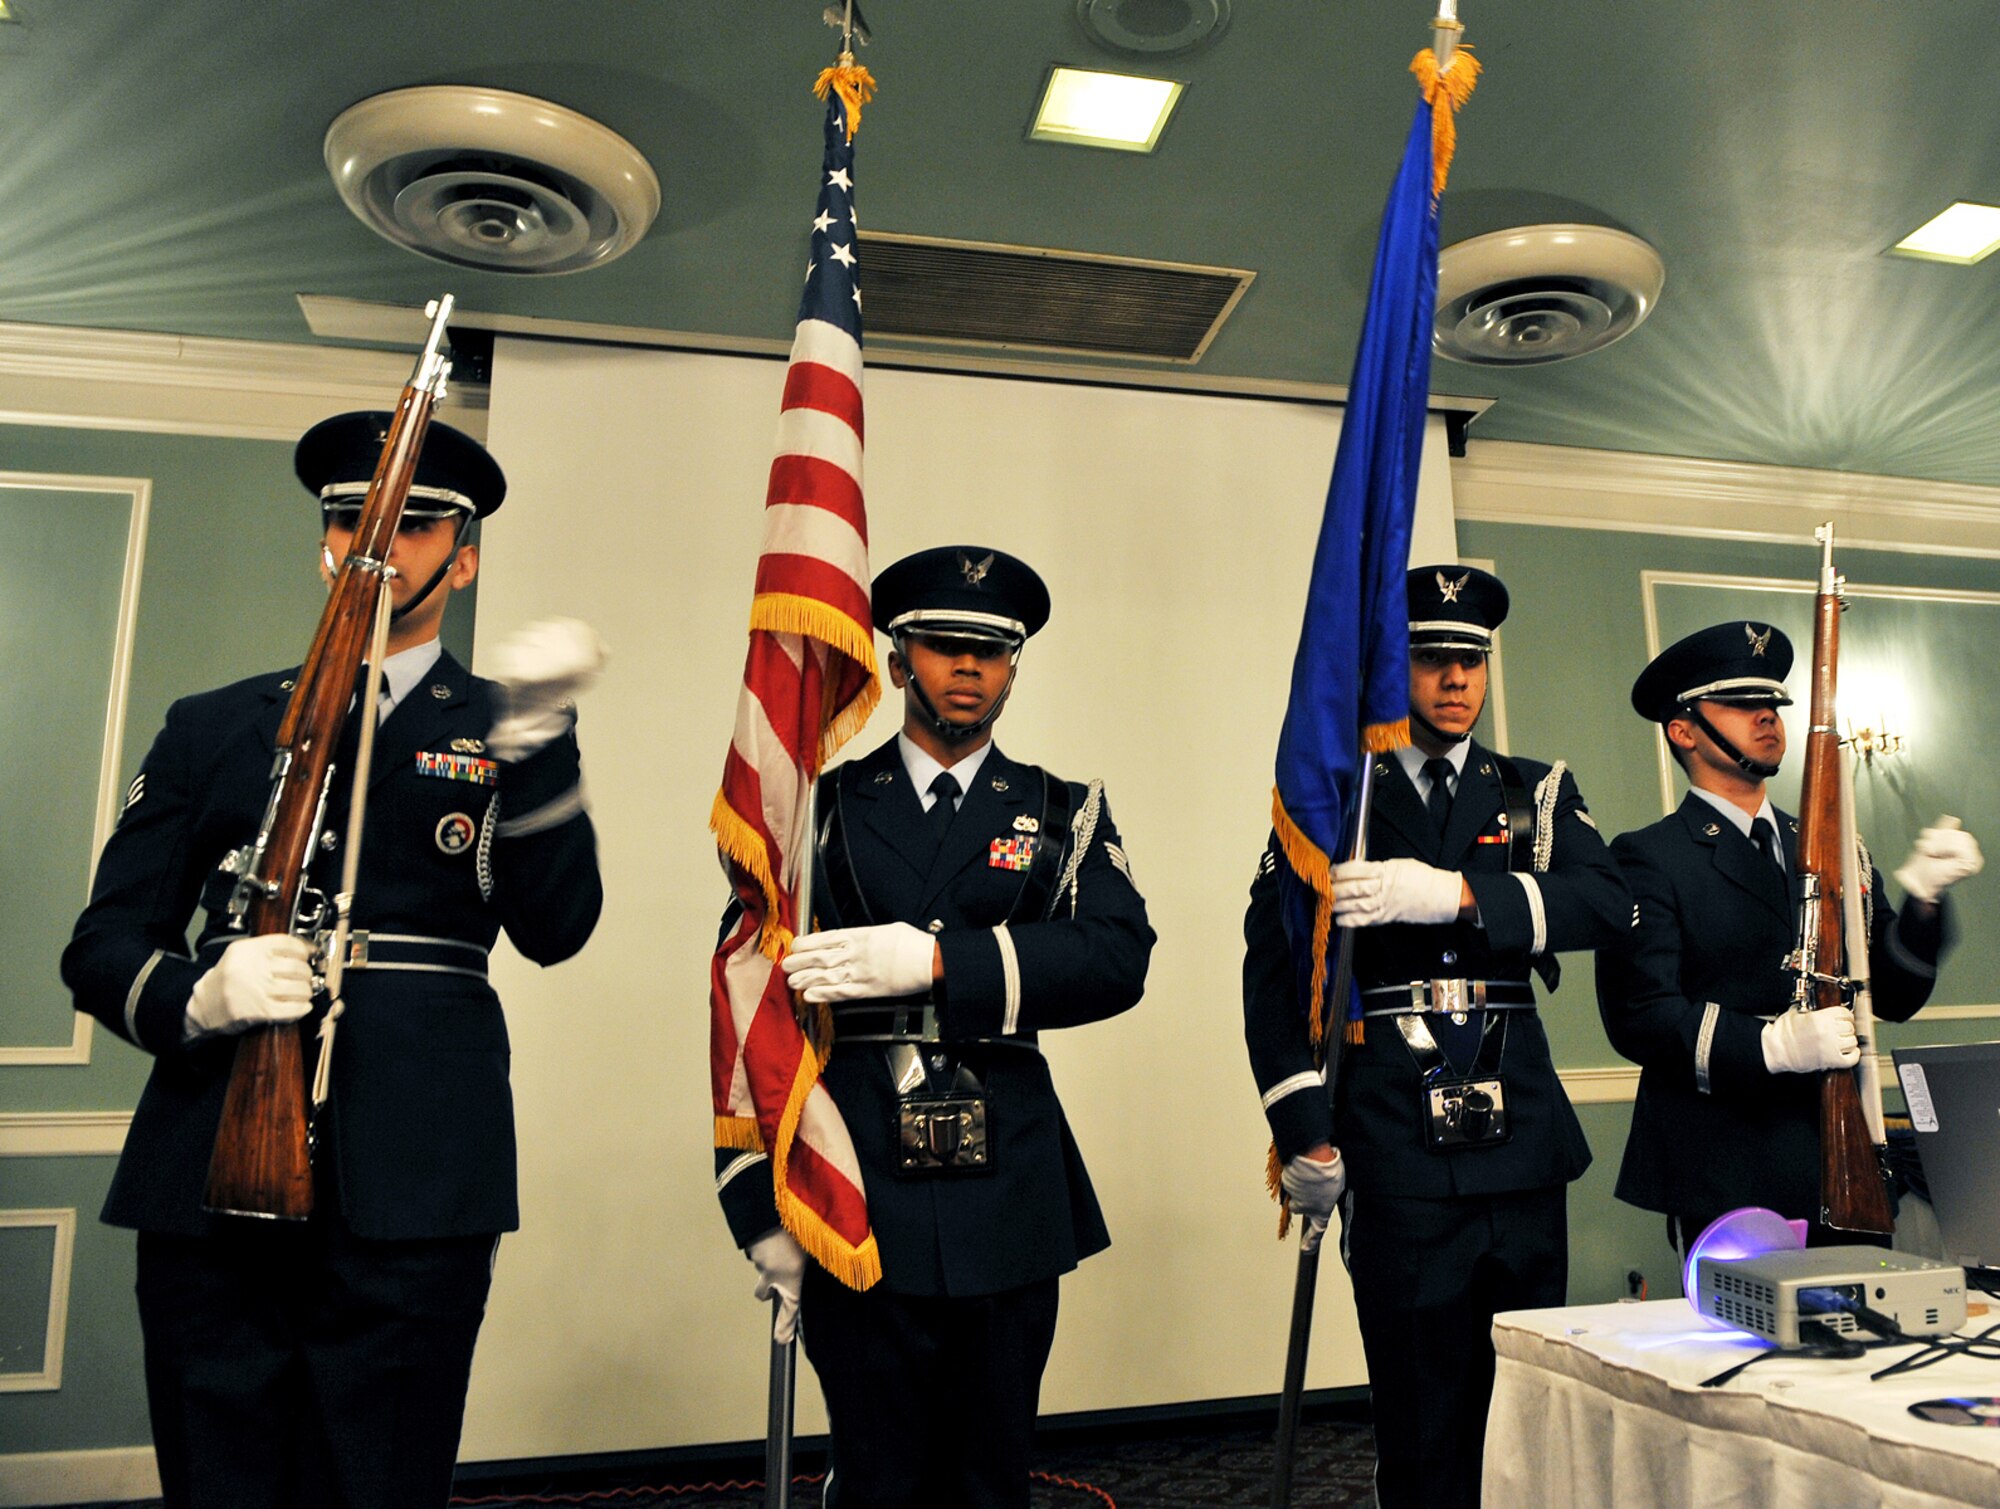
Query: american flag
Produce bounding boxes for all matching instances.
[709,88,882,1291]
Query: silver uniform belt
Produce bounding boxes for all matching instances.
[829,1001,1037,1050]
[1360,978,1535,1017]
[202,931,489,980]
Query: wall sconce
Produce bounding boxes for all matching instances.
[1844,718,1906,764]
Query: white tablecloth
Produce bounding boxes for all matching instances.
[1483,1299,2000,1509]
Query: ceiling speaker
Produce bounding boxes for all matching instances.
[1434,224,1664,365]
[1077,0,1230,56]
[324,86,660,276]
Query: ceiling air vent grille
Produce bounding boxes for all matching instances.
[857,232,1254,364]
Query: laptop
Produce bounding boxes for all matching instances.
[1893,1041,2000,1269]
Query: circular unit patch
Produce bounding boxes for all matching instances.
[435,812,478,856]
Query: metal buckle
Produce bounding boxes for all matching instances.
[1430,978,1465,1015]
[315,929,369,969]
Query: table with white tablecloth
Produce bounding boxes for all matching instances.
[1483,1298,2000,1509]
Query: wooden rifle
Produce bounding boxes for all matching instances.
[201,296,458,1219]
[1789,521,1895,1235]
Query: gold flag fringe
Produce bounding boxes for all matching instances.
[773,1029,883,1288]
[1364,717,1411,754]
[716,1115,766,1152]
[1409,46,1481,197]
[1272,790,1336,1048]
[747,593,884,764]
[710,793,797,961]
[813,57,878,143]
[1266,1140,1295,1240]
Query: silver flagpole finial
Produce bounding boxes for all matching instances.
[1431,0,1463,69]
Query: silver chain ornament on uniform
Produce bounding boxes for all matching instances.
[1531,760,1567,873]
[475,793,499,902]
[1058,779,1106,916]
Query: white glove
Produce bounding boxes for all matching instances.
[1281,1149,1347,1254]
[184,933,316,1042]
[746,1228,807,1344]
[782,923,936,1003]
[1894,816,1983,904]
[485,618,608,760]
[1332,857,1464,927]
[1762,1006,1860,1075]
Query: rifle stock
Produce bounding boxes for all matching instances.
[1793,522,1894,1235]
[202,297,457,1219]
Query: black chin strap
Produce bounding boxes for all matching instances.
[894,632,1020,743]
[388,513,475,623]
[1681,702,1781,779]
[1408,707,1469,749]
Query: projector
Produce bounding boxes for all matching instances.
[1693,1246,1967,1347]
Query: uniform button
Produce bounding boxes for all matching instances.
[927,919,944,934]
[320,831,339,851]
[1442,950,1458,966]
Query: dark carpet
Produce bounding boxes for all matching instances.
[75,1406,1377,1509]
[441,1409,1378,1509]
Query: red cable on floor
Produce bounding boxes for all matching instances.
[452,1468,1116,1507]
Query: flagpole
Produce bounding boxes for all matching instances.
[1269,756,1379,1509]
[1430,0,1463,69]
[764,777,817,1509]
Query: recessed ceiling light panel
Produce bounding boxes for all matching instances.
[1029,66,1183,153]
[324,86,661,276]
[1890,202,2000,265]
[1434,224,1665,366]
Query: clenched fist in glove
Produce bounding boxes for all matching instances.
[1281,1146,1347,1254]
[184,933,316,1042]
[782,923,937,1003]
[1895,816,1983,905]
[745,1228,807,1344]
[1332,857,1467,927]
[485,618,608,760]
[1762,1005,1860,1075]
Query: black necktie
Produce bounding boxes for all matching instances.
[925,771,960,848]
[1422,757,1455,833]
[1752,816,1784,875]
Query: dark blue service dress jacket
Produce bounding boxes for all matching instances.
[718,737,1154,1297]
[1244,741,1630,1198]
[1596,794,1946,1223]
[63,649,602,1240]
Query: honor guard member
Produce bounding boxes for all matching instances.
[1242,565,1629,1509]
[62,413,605,1509]
[1597,622,1979,1249]
[715,546,1154,1509]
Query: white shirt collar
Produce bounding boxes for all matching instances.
[897,733,994,809]
[1688,783,1779,841]
[1394,738,1470,793]
[376,639,444,719]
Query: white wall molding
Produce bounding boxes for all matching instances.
[0,319,488,441]
[1559,1064,1639,1104]
[0,1209,76,1393]
[1454,440,2000,559]
[0,1446,159,1507]
[0,1113,130,1158]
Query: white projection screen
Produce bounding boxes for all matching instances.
[459,335,1460,1462]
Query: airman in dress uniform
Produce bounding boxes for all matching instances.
[1596,621,1980,1249]
[1242,565,1630,1509]
[62,413,605,1509]
[715,546,1154,1509]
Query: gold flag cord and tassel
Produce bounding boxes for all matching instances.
[1410,45,1481,196]
[814,52,877,143]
